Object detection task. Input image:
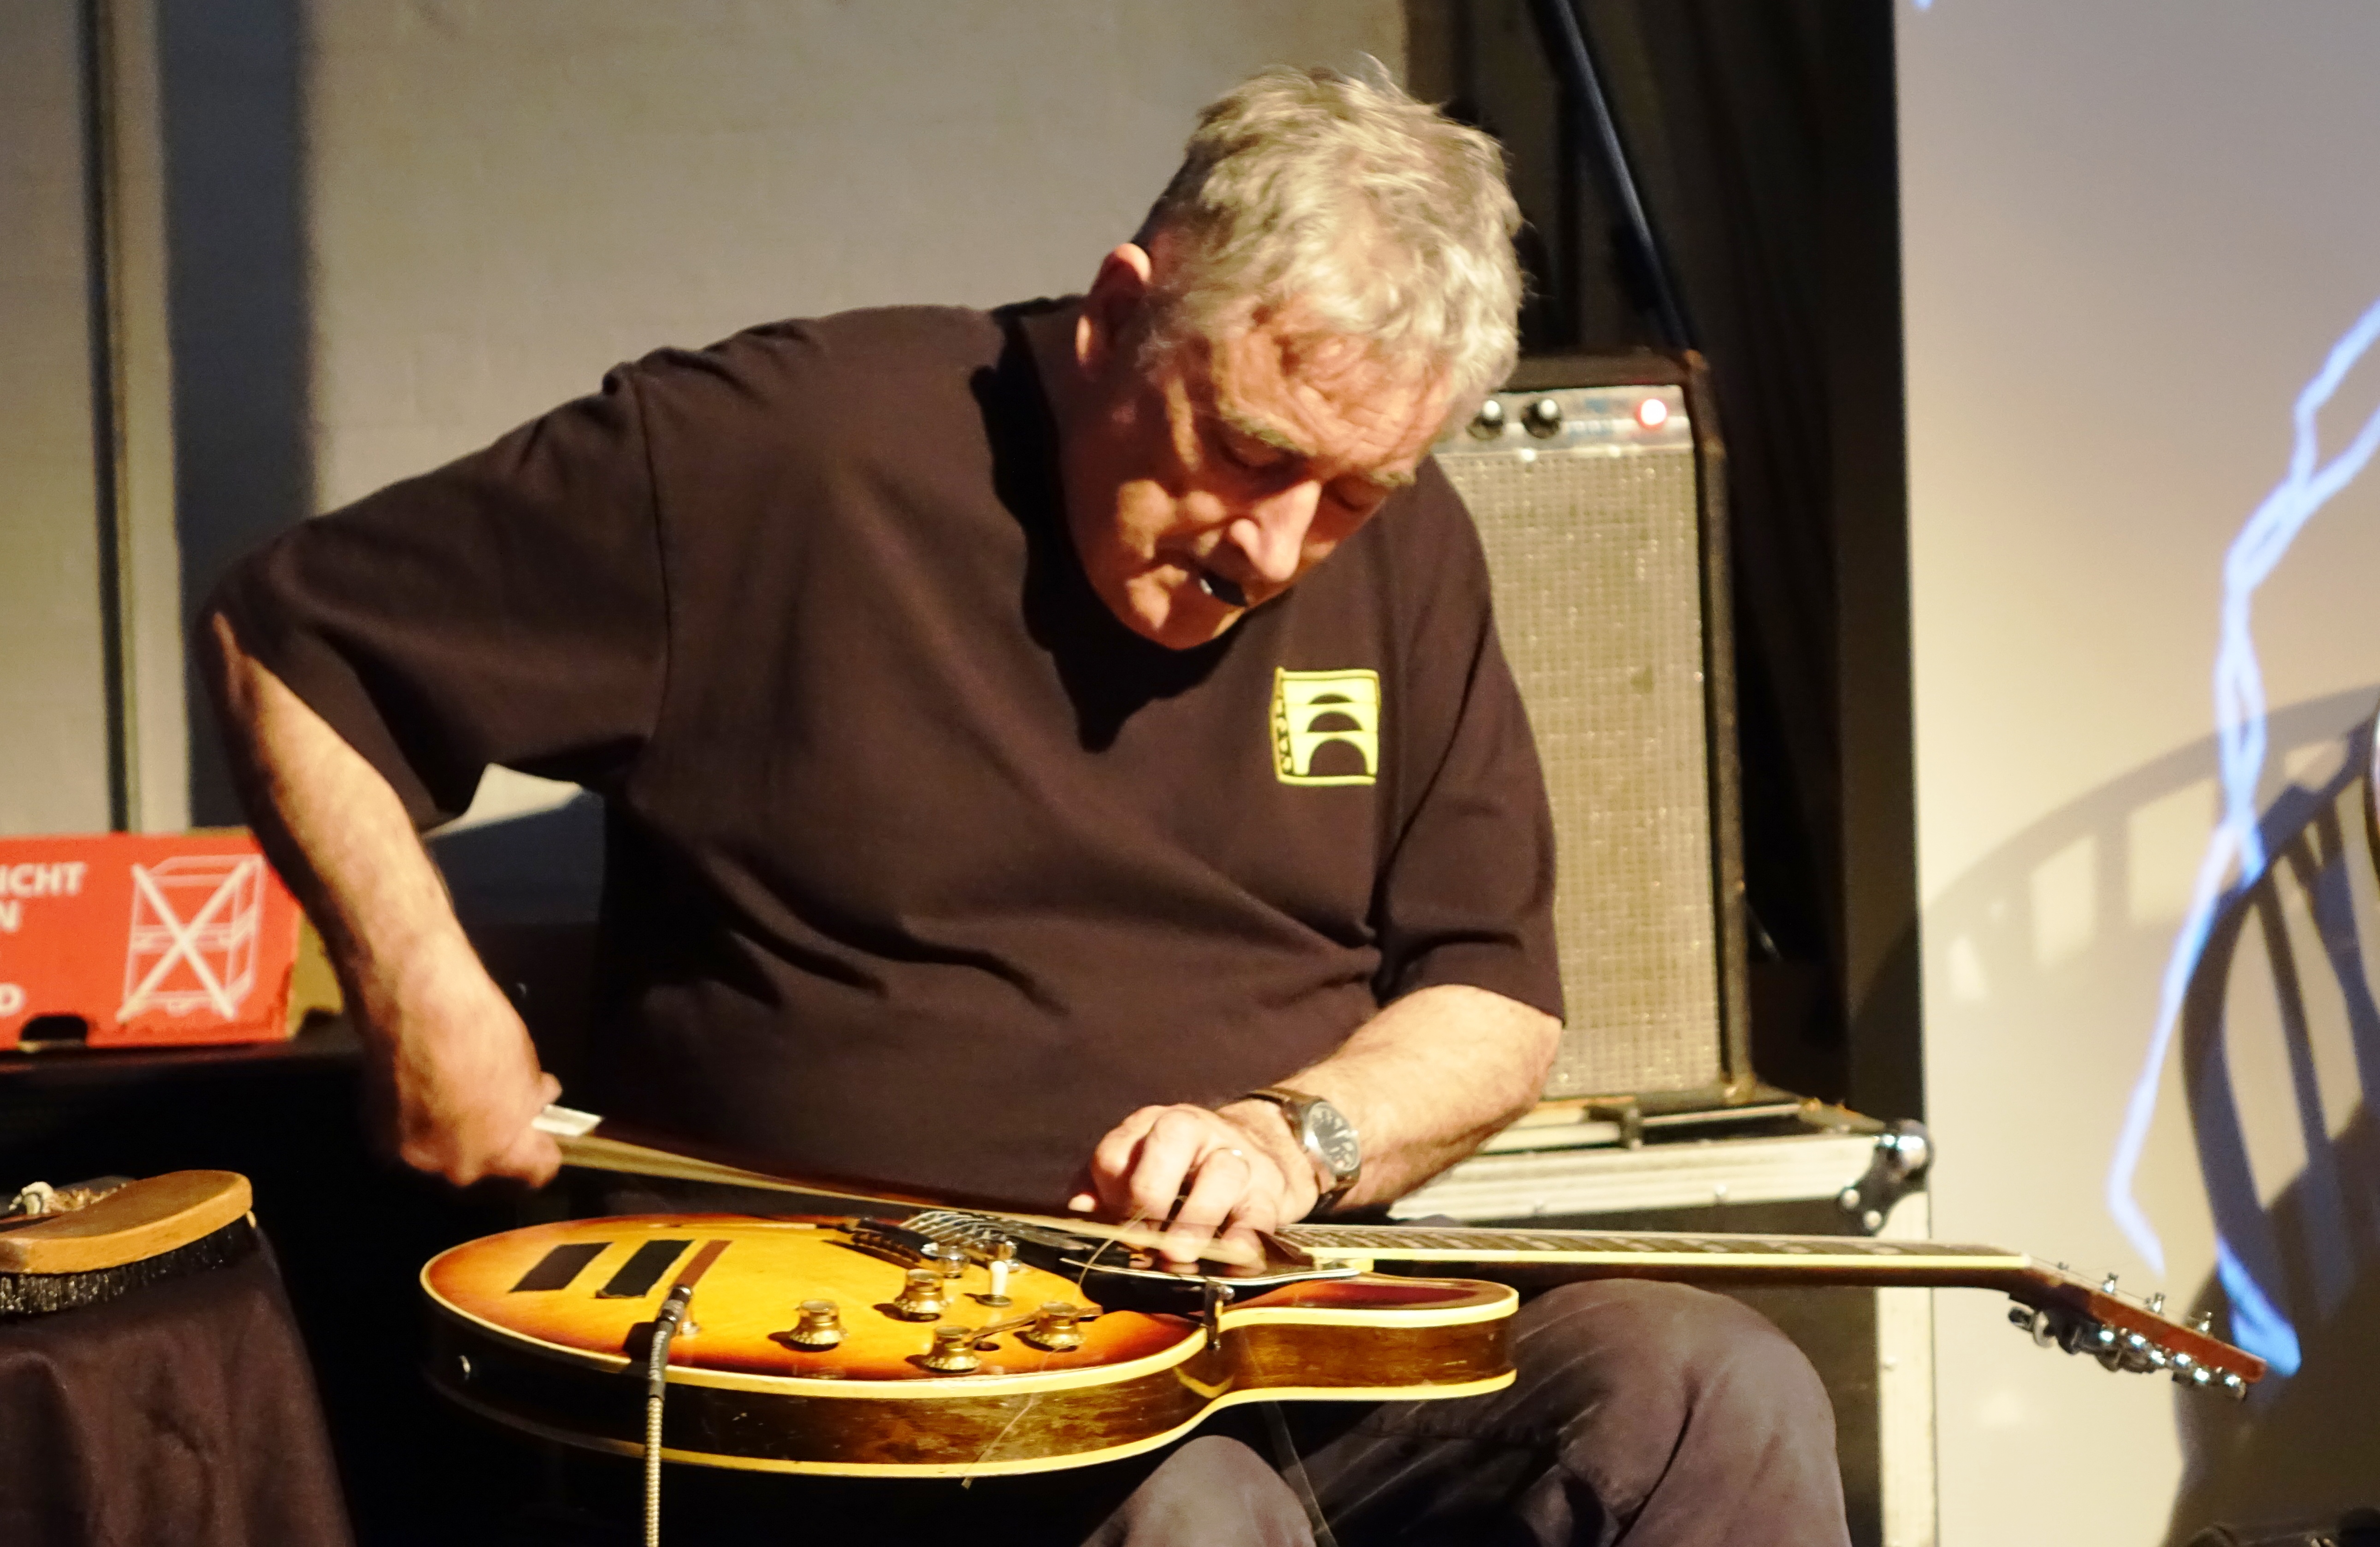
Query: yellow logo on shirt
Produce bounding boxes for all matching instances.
[1272,669,1381,786]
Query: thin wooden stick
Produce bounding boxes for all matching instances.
[532,1105,1264,1265]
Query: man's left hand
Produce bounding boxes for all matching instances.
[1068,1101,1318,1266]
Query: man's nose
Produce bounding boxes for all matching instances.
[1228,481,1322,584]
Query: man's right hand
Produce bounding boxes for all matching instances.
[359,944,562,1188]
[203,611,562,1192]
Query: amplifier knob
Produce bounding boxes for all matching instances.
[890,1268,949,1321]
[1525,397,1564,438]
[785,1299,845,1349]
[1468,398,1507,439]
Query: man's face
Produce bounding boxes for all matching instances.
[1059,259,1449,650]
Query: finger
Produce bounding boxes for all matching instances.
[488,1123,562,1189]
[1121,1109,1212,1225]
[1086,1108,1164,1218]
[412,1116,503,1188]
[1212,1142,1292,1266]
[1216,1214,1270,1267]
[1159,1147,1252,1264]
[1063,1155,1109,1214]
[498,1071,563,1185]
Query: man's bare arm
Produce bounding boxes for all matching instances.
[1230,983,1561,1205]
[199,610,559,1186]
[1076,983,1559,1262]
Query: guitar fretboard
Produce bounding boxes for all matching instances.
[1280,1223,2028,1280]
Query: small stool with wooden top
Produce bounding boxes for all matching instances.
[0,1171,354,1547]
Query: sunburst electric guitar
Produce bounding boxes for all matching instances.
[419,1107,2265,1478]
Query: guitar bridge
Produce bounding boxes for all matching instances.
[845,1218,936,1268]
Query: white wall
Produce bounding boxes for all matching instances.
[1901,2,2380,1540]
[0,0,110,835]
[293,0,1401,826]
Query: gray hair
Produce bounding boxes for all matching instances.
[1134,64,1522,424]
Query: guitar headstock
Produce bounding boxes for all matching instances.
[2006,1262,2265,1398]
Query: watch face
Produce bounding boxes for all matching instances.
[1308,1103,1361,1175]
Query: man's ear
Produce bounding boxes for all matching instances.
[1077,243,1156,375]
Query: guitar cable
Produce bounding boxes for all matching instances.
[643,1281,697,1547]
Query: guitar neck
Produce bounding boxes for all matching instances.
[1280,1222,2036,1290]
[527,1103,2265,1391]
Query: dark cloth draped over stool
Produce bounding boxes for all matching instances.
[0,1238,354,1547]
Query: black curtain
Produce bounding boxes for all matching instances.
[1414,0,1918,1115]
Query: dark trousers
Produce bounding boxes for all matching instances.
[627,1279,1846,1547]
[1089,1279,1849,1547]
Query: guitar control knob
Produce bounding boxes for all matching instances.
[926,1242,968,1279]
[921,1324,982,1373]
[1021,1301,1085,1353]
[786,1299,844,1349]
[891,1269,949,1321]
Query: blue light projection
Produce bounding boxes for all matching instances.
[2106,295,2380,1377]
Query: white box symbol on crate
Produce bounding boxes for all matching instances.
[119,855,266,1019]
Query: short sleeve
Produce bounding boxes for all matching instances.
[1371,471,1565,1023]
[207,368,669,829]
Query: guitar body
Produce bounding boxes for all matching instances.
[424,1109,2269,1481]
[424,1215,1515,1476]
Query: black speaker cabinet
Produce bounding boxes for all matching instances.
[1434,353,1749,1104]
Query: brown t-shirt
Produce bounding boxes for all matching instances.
[213,303,1559,1207]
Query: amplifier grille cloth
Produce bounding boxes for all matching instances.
[1436,388,1723,1096]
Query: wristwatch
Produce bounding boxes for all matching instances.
[1242,1087,1361,1209]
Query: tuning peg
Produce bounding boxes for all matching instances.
[2192,1312,2213,1334]
[2220,1372,2247,1400]
[2100,1272,2119,1293]
[2148,1292,2166,1314]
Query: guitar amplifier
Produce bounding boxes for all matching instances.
[1434,353,1750,1103]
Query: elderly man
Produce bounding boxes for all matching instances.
[204,66,1846,1547]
